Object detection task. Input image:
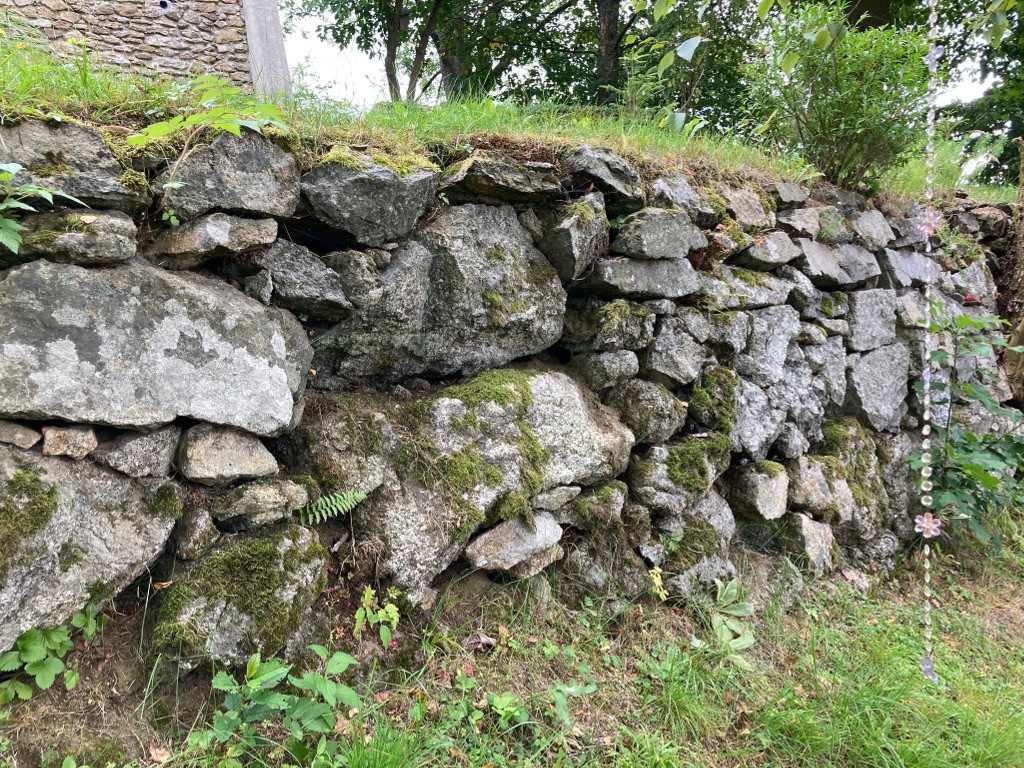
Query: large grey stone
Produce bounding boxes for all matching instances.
[766,182,809,209]
[288,369,633,605]
[249,239,353,320]
[724,463,789,520]
[465,512,563,571]
[92,426,182,478]
[177,424,279,486]
[641,316,705,386]
[320,250,385,310]
[0,261,311,437]
[777,208,820,239]
[0,446,178,650]
[816,206,855,244]
[878,248,943,289]
[577,256,701,299]
[569,349,639,390]
[733,231,801,270]
[846,344,910,431]
[0,420,41,450]
[560,145,645,216]
[720,187,772,231]
[537,192,609,281]
[628,437,733,516]
[152,525,325,670]
[42,425,97,459]
[560,299,655,353]
[213,479,309,528]
[697,266,794,310]
[849,209,895,250]
[0,120,150,213]
[160,131,300,220]
[649,173,719,226]
[657,490,737,599]
[785,513,836,576]
[732,380,786,459]
[604,379,687,443]
[302,153,438,246]
[612,208,707,259]
[846,289,897,352]
[12,210,137,267]
[734,306,802,387]
[794,240,881,289]
[312,204,565,382]
[147,214,277,270]
[439,150,561,203]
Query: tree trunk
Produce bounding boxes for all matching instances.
[846,0,889,28]
[595,0,621,105]
[1002,137,1024,402]
[383,0,403,101]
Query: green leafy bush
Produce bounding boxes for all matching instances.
[911,302,1024,547]
[748,1,929,186]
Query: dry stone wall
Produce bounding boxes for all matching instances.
[2,0,252,83]
[0,118,1017,666]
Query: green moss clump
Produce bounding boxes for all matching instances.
[730,267,770,288]
[663,518,721,571]
[263,125,302,154]
[368,148,437,176]
[568,480,627,532]
[704,189,728,221]
[482,288,508,326]
[591,299,651,332]
[58,542,83,572]
[152,525,325,658]
[756,460,786,479]
[688,366,739,433]
[820,294,836,318]
[444,369,537,410]
[149,484,183,520]
[491,491,534,529]
[118,168,150,196]
[566,199,597,224]
[333,394,386,456]
[434,446,502,498]
[0,466,59,578]
[816,418,887,515]
[317,144,370,169]
[665,433,733,494]
[486,245,508,261]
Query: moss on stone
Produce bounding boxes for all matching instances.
[482,288,508,327]
[58,542,84,572]
[444,368,537,410]
[68,735,129,768]
[665,433,732,494]
[704,188,728,221]
[817,418,888,515]
[317,144,370,169]
[590,299,652,333]
[730,267,770,288]
[566,199,597,224]
[118,168,150,196]
[333,394,386,457]
[818,207,848,242]
[152,525,325,658]
[486,245,508,261]
[756,460,786,479]
[149,484,183,520]
[491,491,534,529]
[688,366,739,433]
[0,466,59,578]
[820,294,836,318]
[568,480,626,532]
[368,148,437,176]
[263,125,302,154]
[663,518,721,571]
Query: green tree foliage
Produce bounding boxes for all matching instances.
[748,1,928,186]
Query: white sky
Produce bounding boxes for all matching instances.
[284,15,989,110]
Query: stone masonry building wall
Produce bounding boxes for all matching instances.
[2,0,252,84]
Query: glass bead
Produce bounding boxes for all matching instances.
[921,452,933,464]
[922,424,931,436]
[921,494,933,507]
[921,439,931,451]
[921,466,933,478]
[921,480,933,492]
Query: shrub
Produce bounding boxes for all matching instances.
[748,1,929,187]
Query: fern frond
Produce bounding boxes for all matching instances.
[299,491,367,525]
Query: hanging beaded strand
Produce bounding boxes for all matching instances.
[916,0,944,685]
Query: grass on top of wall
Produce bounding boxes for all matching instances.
[1,9,1017,200]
